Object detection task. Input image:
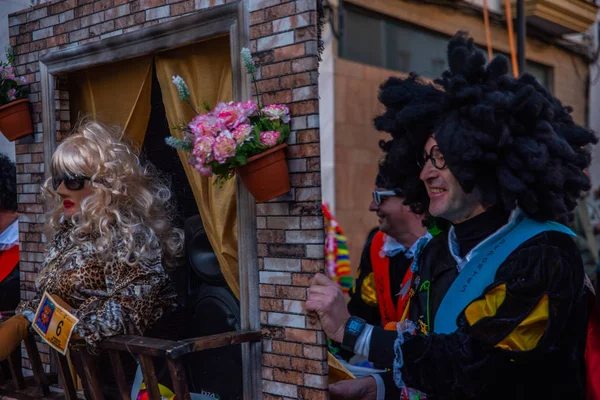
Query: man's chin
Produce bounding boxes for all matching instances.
[428,205,445,219]
[378,223,389,235]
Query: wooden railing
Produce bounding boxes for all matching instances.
[1,324,261,400]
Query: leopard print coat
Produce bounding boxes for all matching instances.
[16,221,177,348]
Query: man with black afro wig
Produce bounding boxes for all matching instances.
[306,32,600,399]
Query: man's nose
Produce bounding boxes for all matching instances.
[368,198,378,212]
[419,160,438,183]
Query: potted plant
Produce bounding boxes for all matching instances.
[0,48,32,142]
[166,48,292,203]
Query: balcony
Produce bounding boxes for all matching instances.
[512,0,599,36]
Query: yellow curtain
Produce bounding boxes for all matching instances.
[155,36,240,299]
[68,55,153,147]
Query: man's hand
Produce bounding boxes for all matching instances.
[305,273,351,343]
[330,376,378,400]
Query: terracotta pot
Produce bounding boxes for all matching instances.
[237,143,291,203]
[0,99,33,142]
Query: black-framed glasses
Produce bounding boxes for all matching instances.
[52,174,90,191]
[372,189,403,206]
[417,145,446,170]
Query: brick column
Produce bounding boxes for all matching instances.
[250,1,328,398]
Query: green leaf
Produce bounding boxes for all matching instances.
[165,136,193,152]
[235,154,248,165]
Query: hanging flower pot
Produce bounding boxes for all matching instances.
[164,49,293,203]
[237,143,291,203]
[1,47,32,142]
[0,99,33,142]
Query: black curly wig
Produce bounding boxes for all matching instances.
[0,154,17,212]
[375,32,597,223]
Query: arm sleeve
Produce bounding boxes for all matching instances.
[398,236,584,396]
[15,295,42,318]
[365,234,584,397]
[348,229,382,326]
[72,257,177,348]
[375,371,402,400]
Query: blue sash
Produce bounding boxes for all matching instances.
[433,213,575,334]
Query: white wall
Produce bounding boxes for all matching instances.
[464,0,503,14]
[0,0,37,162]
[318,12,337,210]
[588,17,600,192]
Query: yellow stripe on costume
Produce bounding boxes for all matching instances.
[464,283,507,325]
[360,272,378,307]
[464,283,548,351]
[496,294,548,351]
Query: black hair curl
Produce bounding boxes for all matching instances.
[0,154,17,212]
[375,32,597,223]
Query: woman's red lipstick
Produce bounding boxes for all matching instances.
[63,200,74,209]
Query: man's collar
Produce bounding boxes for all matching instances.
[0,219,19,250]
[448,209,520,272]
[382,232,433,259]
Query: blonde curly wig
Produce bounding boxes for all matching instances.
[44,120,184,269]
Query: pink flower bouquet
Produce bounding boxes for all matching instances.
[0,48,28,107]
[166,49,291,185]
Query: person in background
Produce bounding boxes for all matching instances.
[348,173,431,330]
[571,169,599,289]
[0,153,20,380]
[0,154,20,313]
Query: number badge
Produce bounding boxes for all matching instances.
[32,292,79,355]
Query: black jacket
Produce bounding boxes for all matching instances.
[348,228,414,327]
[369,230,588,399]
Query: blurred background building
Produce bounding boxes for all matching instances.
[318,0,600,277]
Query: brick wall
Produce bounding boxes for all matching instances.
[250,1,328,398]
[9,0,328,396]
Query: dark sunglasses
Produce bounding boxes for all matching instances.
[52,174,90,191]
[417,145,446,170]
[372,189,403,206]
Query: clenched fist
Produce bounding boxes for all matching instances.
[305,273,351,343]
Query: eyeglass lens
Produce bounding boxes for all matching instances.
[418,146,446,169]
[53,175,88,191]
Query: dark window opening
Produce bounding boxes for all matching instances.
[340,6,553,91]
[140,62,198,230]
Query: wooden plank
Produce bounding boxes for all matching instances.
[23,334,50,397]
[54,350,77,400]
[39,61,56,181]
[99,335,182,356]
[167,358,190,400]
[108,351,131,400]
[242,341,263,400]
[39,2,241,74]
[7,348,24,390]
[73,349,105,400]
[138,355,161,400]
[178,330,262,354]
[233,5,261,384]
[99,330,260,360]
